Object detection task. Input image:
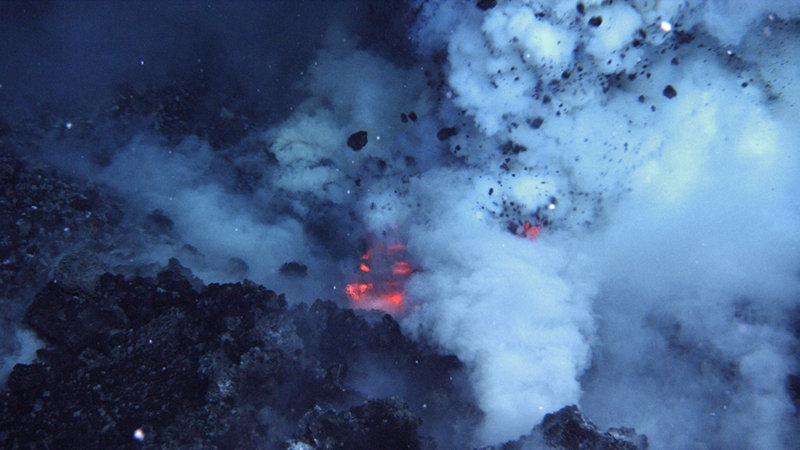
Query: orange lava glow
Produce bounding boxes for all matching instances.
[391,261,413,276]
[385,291,403,306]
[522,221,541,240]
[344,235,415,315]
[509,220,543,240]
[345,284,406,314]
[345,282,373,300]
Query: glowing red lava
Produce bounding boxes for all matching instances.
[344,236,414,315]
[508,220,542,240]
[522,221,541,240]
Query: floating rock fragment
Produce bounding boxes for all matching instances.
[436,127,458,141]
[347,131,368,151]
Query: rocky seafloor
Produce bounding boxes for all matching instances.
[1,255,646,449]
[0,143,648,448]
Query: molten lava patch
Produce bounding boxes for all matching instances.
[521,221,541,240]
[508,220,543,240]
[345,236,415,315]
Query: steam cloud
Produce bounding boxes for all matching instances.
[2,0,799,448]
[398,2,800,447]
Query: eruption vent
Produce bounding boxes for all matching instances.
[345,234,416,315]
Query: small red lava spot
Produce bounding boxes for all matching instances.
[391,261,413,276]
[508,220,543,240]
[345,234,416,315]
[522,221,541,240]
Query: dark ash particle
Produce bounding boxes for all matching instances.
[476,0,497,11]
[437,127,458,141]
[347,130,368,151]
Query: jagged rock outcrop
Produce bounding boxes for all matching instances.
[0,151,123,304]
[0,260,478,448]
[1,257,650,449]
[289,397,428,449]
[484,405,648,450]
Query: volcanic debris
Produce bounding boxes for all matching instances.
[484,405,648,449]
[1,260,477,448]
[347,130,368,151]
[291,397,424,450]
[1,255,649,448]
[436,127,458,141]
[476,0,498,11]
[0,151,122,302]
[279,261,308,278]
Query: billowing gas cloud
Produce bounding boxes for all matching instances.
[386,169,597,443]
[392,1,800,447]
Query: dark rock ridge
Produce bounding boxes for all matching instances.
[0,151,125,313]
[538,405,647,449]
[484,405,647,449]
[1,258,646,449]
[290,397,428,449]
[1,259,478,448]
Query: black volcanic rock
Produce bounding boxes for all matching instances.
[477,0,498,11]
[1,260,479,448]
[0,154,650,448]
[279,261,308,277]
[0,151,123,303]
[348,130,368,151]
[290,397,425,449]
[540,405,647,449]
[483,405,648,449]
[436,126,458,141]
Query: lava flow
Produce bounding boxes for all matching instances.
[344,236,415,315]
